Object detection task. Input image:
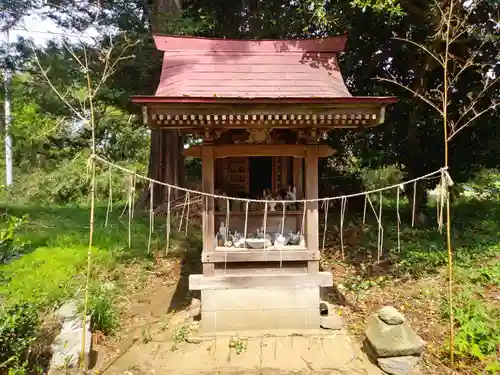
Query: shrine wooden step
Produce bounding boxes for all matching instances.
[189,272,332,290]
[202,248,319,263]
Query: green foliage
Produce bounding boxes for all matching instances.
[171,325,189,344]
[351,195,500,371]
[0,303,39,368]
[1,153,147,205]
[381,198,500,276]
[462,169,500,201]
[0,205,161,308]
[350,0,404,16]
[470,263,500,287]
[442,289,500,366]
[229,337,246,355]
[7,362,29,375]
[0,244,104,308]
[362,197,500,371]
[358,165,404,194]
[141,325,152,344]
[0,201,195,373]
[85,283,120,335]
[0,214,29,263]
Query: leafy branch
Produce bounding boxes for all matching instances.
[376,0,499,143]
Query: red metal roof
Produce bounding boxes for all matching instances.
[152,35,354,99]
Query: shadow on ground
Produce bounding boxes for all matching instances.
[167,236,202,313]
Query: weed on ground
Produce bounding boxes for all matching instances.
[320,198,500,374]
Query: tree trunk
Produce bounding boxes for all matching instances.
[142,0,184,207]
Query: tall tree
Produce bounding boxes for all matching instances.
[143,0,185,205]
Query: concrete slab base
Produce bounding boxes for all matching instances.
[101,329,383,375]
[201,287,321,332]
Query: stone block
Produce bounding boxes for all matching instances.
[202,308,319,332]
[201,287,319,312]
[365,315,425,358]
[377,355,421,375]
[50,315,92,369]
[320,314,344,330]
[188,298,201,318]
[378,306,405,325]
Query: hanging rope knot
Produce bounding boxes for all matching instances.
[444,170,454,188]
[437,168,454,233]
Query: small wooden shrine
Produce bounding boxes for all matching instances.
[133,35,397,332]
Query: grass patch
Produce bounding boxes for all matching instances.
[444,258,500,373]
[0,205,151,309]
[0,202,199,372]
[0,204,197,307]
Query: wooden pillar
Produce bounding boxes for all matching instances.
[202,145,215,276]
[305,146,319,273]
[293,157,303,230]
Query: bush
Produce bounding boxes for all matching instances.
[84,283,120,335]
[442,290,500,364]
[1,152,147,205]
[359,165,404,193]
[0,303,39,368]
[461,168,500,200]
[0,215,30,264]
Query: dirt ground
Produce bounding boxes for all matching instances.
[86,254,390,375]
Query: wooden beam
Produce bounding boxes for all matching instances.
[189,272,333,290]
[305,146,319,274]
[184,144,335,158]
[202,249,319,263]
[152,122,380,130]
[202,145,215,276]
[148,102,385,116]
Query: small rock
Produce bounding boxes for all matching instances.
[365,315,425,357]
[190,321,200,332]
[56,300,79,322]
[188,298,201,318]
[378,306,405,325]
[319,300,335,316]
[186,336,202,344]
[320,314,345,330]
[377,355,420,375]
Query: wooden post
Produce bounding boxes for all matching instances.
[293,157,303,230]
[305,146,319,274]
[202,145,215,276]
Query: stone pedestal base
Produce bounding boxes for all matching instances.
[200,287,321,332]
